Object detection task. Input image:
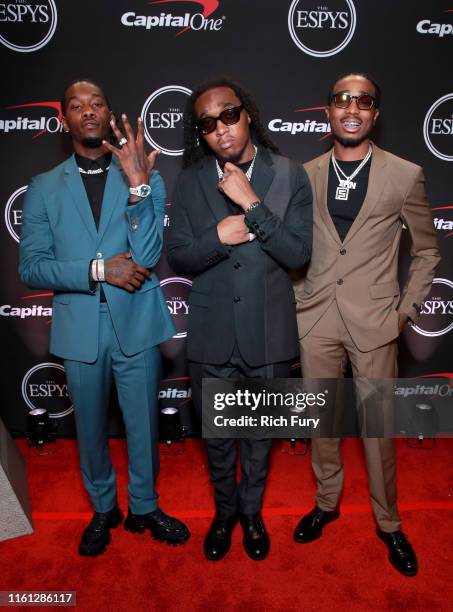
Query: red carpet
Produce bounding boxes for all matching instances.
[1,438,453,611]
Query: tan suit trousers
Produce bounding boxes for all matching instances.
[300,299,401,532]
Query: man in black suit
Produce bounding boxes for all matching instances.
[167,77,312,561]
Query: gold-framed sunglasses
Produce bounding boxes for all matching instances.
[330,92,376,110]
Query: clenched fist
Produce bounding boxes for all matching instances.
[104,252,151,292]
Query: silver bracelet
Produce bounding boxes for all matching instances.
[245,200,261,214]
[97,259,105,282]
[91,259,99,282]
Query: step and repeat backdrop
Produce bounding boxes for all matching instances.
[0,0,452,436]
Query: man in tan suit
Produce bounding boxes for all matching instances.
[294,72,440,577]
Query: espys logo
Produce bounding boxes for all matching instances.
[288,0,356,57]
[0,101,62,137]
[0,0,57,52]
[141,85,191,156]
[269,105,331,140]
[121,0,225,35]
[412,278,453,338]
[22,362,73,418]
[4,184,26,242]
[423,93,453,162]
[416,9,453,38]
[433,205,453,238]
[160,276,192,338]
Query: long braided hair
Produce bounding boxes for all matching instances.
[182,76,280,168]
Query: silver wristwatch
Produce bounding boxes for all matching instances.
[129,184,151,198]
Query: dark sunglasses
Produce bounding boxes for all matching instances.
[197,104,244,135]
[330,92,376,110]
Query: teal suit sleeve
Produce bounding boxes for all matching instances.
[125,170,166,268]
[19,176,93,292]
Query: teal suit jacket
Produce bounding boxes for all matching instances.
[19,154,175,362]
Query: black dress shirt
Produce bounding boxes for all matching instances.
[75,152,112,300]
[75,152,112,229]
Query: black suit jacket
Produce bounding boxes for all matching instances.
[167,147,312,366]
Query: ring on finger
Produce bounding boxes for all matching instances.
[118,137,128,147]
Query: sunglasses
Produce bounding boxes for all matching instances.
[330,92,376,110]
[197,104,244,135]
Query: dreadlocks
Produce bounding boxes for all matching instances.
[182,76,280,168]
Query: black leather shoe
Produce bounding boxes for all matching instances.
[78,506,124,556]
[294,506,339,543]
[376,528,418,576]
[239,513,270,561]
[204,513,238,561]
[124,508,190,545]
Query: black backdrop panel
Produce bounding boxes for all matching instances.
[0,1,451,435]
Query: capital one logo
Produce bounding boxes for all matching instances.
[423,93,453,162]
[160,276,192,338]
[269,104,331,140]
[141,85,191,156]
[432,205,453,238]
[22,362,73,418]
[0,0,57,52]
[416,9,453,38]
[121,0,225,35]
[1,101,62,137]
[288,0,356,57]
[412,278,453,338]
[4,184,26,242]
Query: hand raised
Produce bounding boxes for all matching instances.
[218,162,259,210]
[217,215,255,246]
[102,114,160,190]
[104,252,152,292]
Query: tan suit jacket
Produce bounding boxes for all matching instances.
[295,143,440,352]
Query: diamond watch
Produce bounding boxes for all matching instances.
[129,184,151,198]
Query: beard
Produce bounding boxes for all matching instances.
[334,133,369,147]
[333,124,373,148]
[81,136,103,149]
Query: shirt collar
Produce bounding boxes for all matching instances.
[75,152,112,173]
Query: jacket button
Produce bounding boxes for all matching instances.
[337,278,344,285]
[233,296,241,303]
[340,248,346,255]
[96,252,102,259]
[234,262,241,269]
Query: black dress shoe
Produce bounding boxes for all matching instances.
[78,506,124,556]
[124,508,190,545]
[204,513,238,561]
[239,513,270,561]
[294,506,339,543]
[376,528,418,576]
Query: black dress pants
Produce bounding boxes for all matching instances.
[190,347,292,516]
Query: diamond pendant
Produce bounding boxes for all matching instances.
[335,185,349,200]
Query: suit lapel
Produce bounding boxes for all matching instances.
[315,152,341,245]
[64,155,97,242]
[197,157,231,222]
[250,147,275,204]
[342,143,387,245]
[97,160,126,243]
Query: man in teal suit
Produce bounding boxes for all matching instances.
[20,79,190,556]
